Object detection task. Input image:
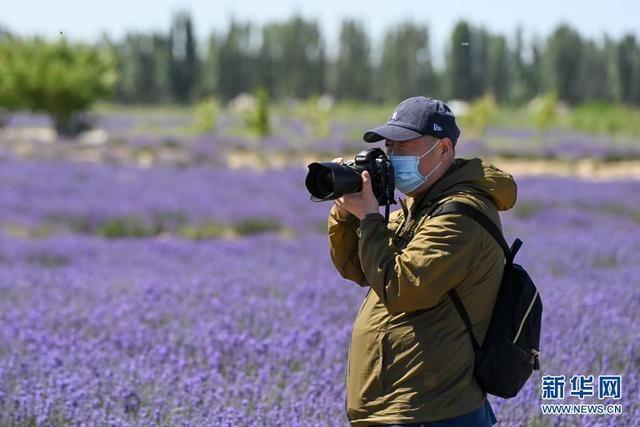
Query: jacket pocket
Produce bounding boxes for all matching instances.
[348,328,385,404]
[348,292,389,406]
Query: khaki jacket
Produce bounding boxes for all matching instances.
[328,158,517,426]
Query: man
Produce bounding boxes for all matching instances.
[328,96,517,426]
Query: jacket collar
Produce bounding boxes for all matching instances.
[402,160,459,216]
[401,157,518,217]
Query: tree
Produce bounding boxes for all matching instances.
[377,22,434,102]
[506,27,527,105]
[333,19,372,100]
[581,39,612,102]
[447,21,473,100]
[614,34,640,105]
[486,35,510,103]
[0,25,10,40]
[199,32,220,98]
[169,11,198,103]
[259,16,325,99]
[507,33,544,106]
[151,34,172,103]
[0,37,116,134]
[446,21,494,101]
[216,21,257,102]
[257,24,279,97]
[544,24,584,104]
[115,33,168,103]
[469,27,490,99]
[527,38,544,102]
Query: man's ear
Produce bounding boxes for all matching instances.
[440,138,454,160]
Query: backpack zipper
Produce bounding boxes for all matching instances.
[531,348,540,370]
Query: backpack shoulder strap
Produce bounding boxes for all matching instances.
[431,201,515,351]
[431,201,513,262]
[448,289,481,350]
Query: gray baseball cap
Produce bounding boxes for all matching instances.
[363,96,461,145]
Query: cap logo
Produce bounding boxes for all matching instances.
[391,111,398,120]
[433,123,443,132]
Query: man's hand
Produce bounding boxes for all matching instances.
[336,170,380,220]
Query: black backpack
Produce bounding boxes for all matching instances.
[429,201,542,399]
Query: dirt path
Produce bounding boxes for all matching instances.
[225,150,640,180]
[491,158,640,180]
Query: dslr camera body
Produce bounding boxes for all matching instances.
[305,148,395,208]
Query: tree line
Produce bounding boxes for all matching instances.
[2,14,640,107]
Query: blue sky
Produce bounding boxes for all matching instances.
[3,0,639,61]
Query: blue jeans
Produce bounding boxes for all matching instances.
[370,399,497,427]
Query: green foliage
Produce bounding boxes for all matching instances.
[26,253,71,267]
[378,22,433,102]
[466,101,640,137]
[242,87,270,137]
[97,217,157,238]
[169,11,198,103]
[5,19,638,115]
[446,21,500,102]
[41,211,282,239]
[484,105,533,128]
[512,201,543,219]
[216,21,256,102]
[0,37,116,132]
[506,28,542,107]
[94,211,187,238]
[614,35,640,104]
[0,25,11,40]
[544,25,584,105]
[486,35,510,103]
[581,40,612,102]
[533,93,559,132]
[38,17,637,111]
[233,218,281,236]
[592,254,619,269]
[293,96,332,139]
[258,16,325,99]
[569,102,640,136]
[193,96,220,133]
[113,11,198,104]
[198,33,219,98]
[460,94,497,135]
[115,33,171,104]
[447,21,473,100]
[255,88,270,137]
[178,222,224,239]
[332,100,394,123]
[333,20,372,100]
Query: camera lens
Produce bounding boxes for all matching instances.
[305,162,362,201]
[305,148,394,205]
[317,169,334,194]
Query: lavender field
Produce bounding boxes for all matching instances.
[0,113,639,426]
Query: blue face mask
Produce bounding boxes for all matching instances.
[389,139,442,194]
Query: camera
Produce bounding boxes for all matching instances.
[305,148,395,207]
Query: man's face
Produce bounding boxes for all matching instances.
[385,135,441,173]
[384,135,450,195]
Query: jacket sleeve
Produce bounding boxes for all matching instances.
[357,211,482,314]
[328,204,368,287]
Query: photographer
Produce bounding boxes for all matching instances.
[328,97,517,426]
